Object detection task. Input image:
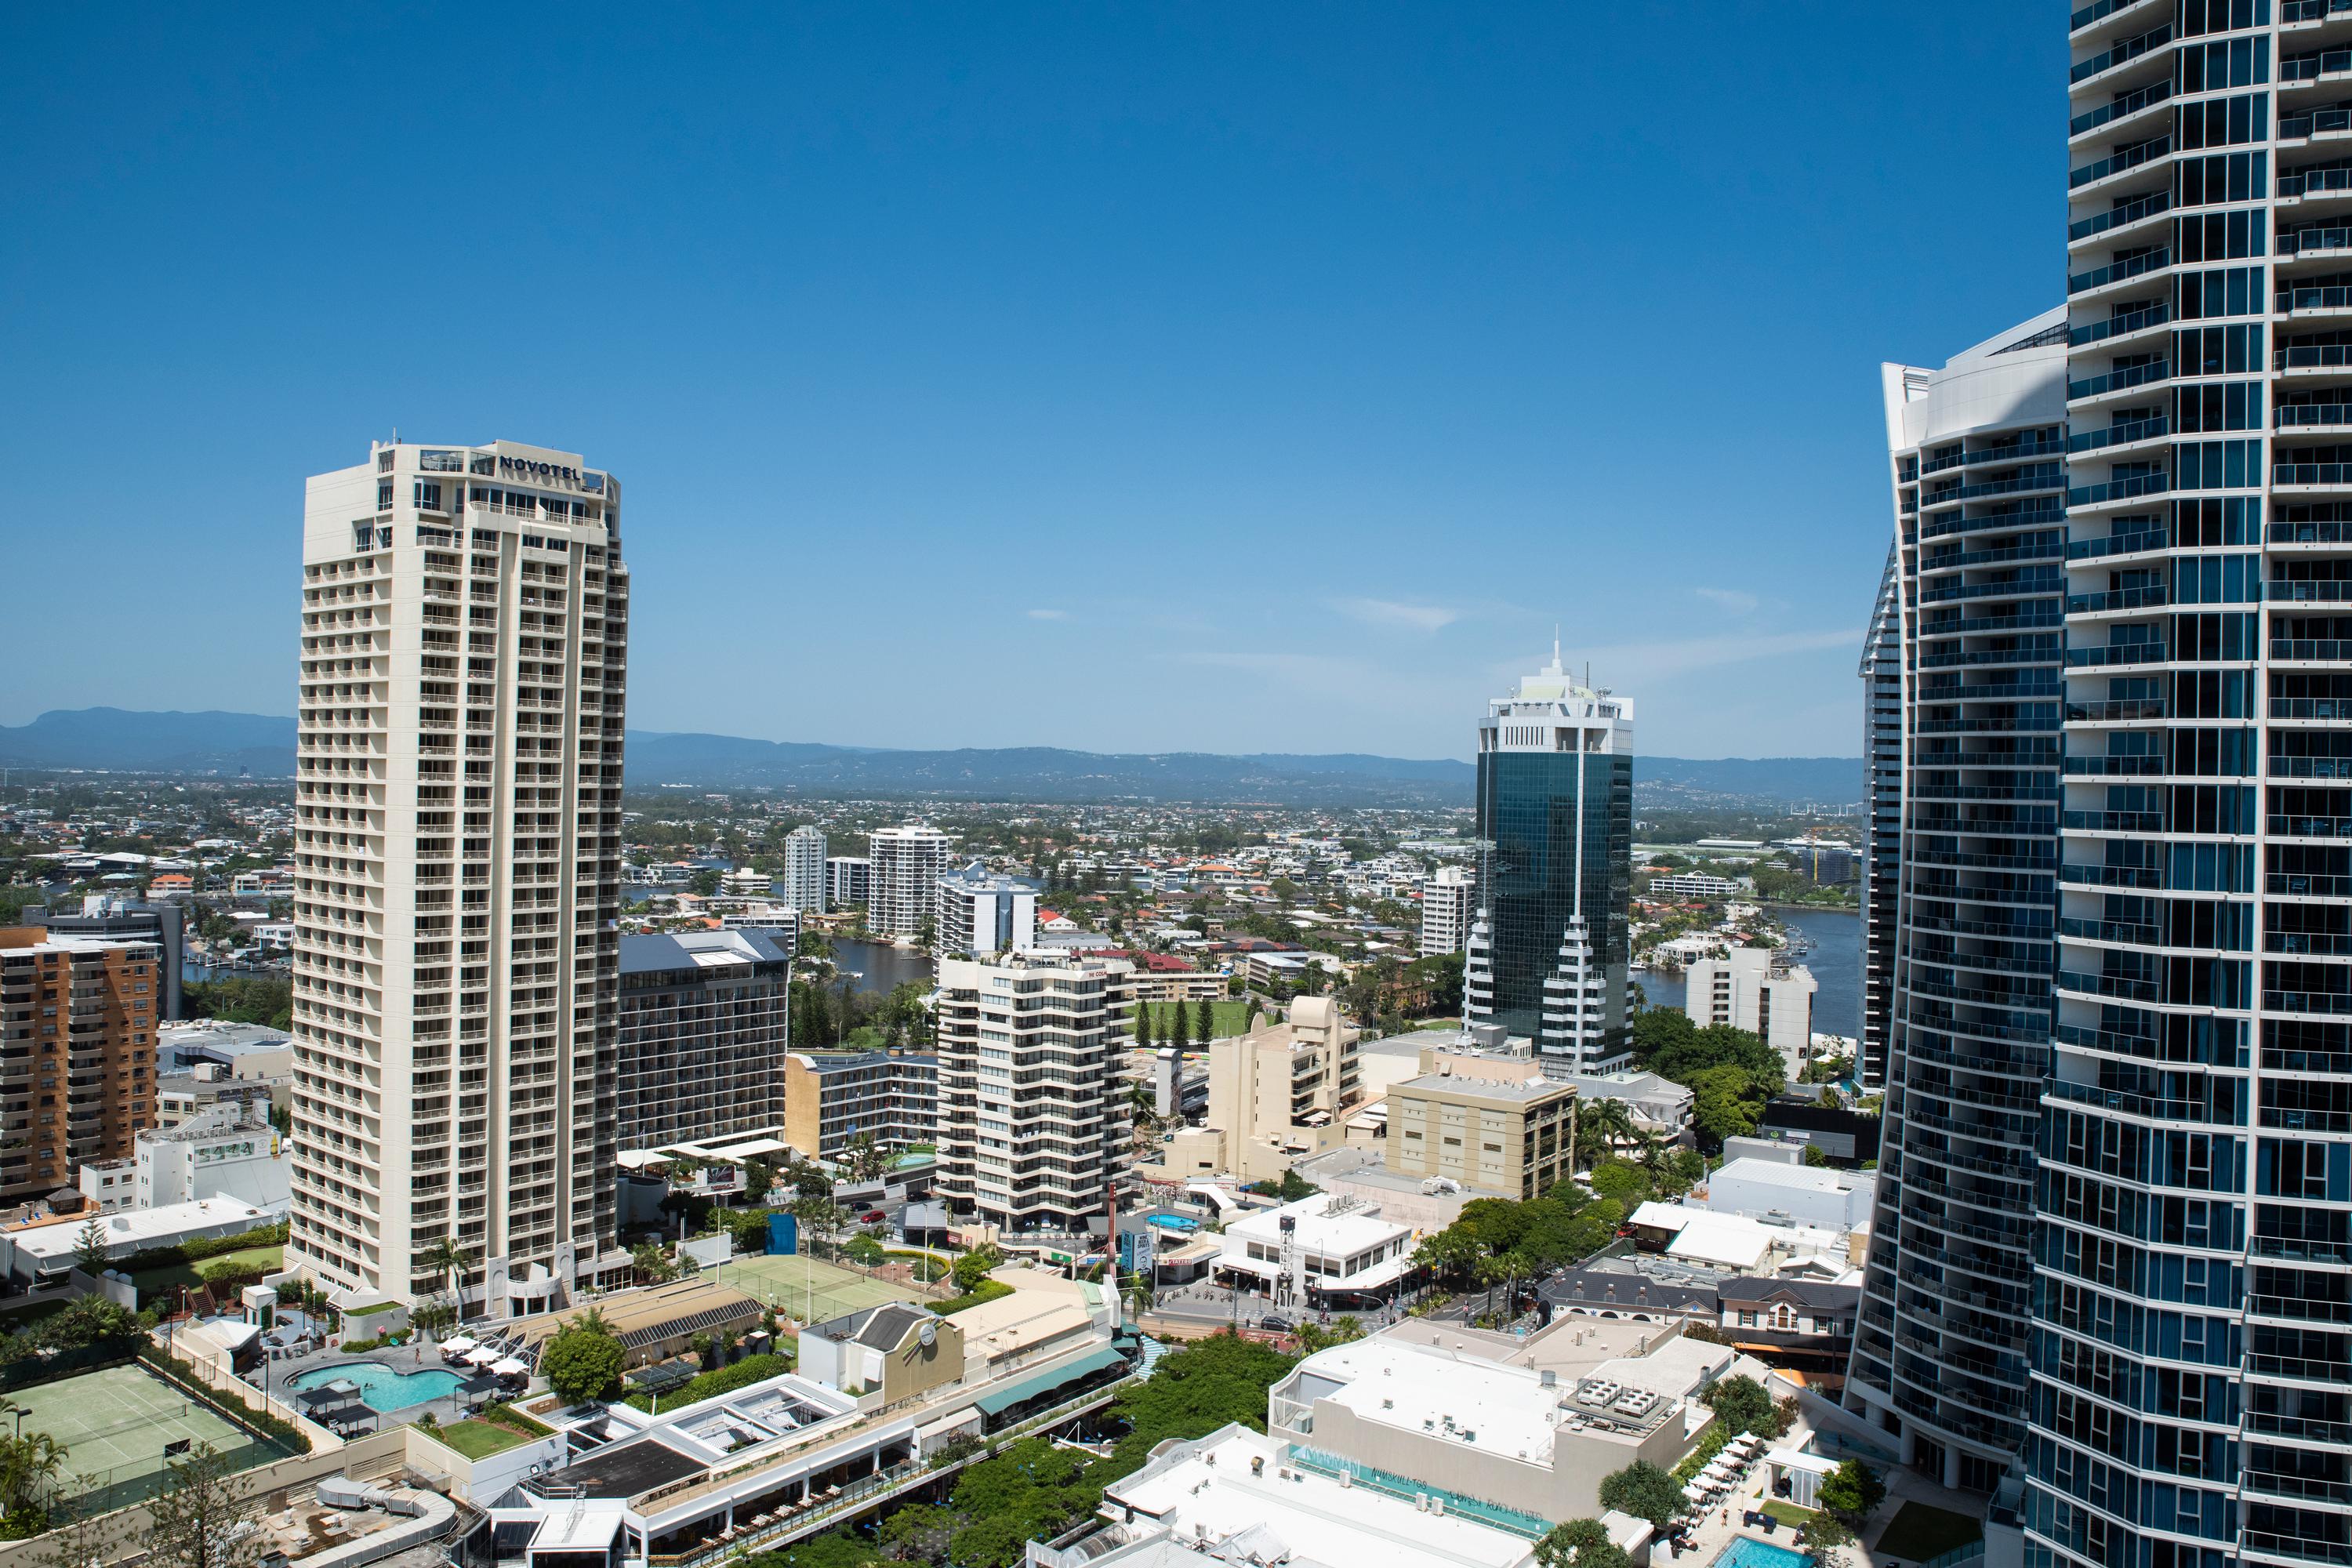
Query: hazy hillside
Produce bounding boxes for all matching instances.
[0,709,1860,807]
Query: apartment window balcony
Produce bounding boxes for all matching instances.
[2282,285,2352,318]
[2282,107,2352,144]
[2067,358,2169,403]
[2067,472,2170,509]
[2070,23,2172,87]
[2069,300,2169,347]
[2068,412,2168,452]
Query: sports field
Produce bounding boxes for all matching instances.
[14,1363,253,1498]
[716,1251,918,1327]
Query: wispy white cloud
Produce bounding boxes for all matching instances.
[1334,597,1460,633]
[1025,608,1070,621]
[1582,627,1857,681]
[1694,586,1759,615]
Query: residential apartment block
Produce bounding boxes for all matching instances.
[1185,996,1363,1182]
[932,862,1036,959]
[616,931,792,1151]
[934,952,1126,1233]
[1419,864,1475,957]
[287,439,629,1308]
[1859,546,1904,1092]
[825,856,870,908]
[781,1051,938,1163]
[1845,313,2064,1495]
[780,826,826,913]
[0,928,162,1202]
[866,825,952,939]
[1681,947,1819,1079]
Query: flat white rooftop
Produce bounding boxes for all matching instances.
[1288,1334,1671,1465]
[1108,1424,1533,1568]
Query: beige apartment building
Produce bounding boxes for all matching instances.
[1170,997,1362,1184]
[287,439,628,1308]
[1386,1055,1576,1200]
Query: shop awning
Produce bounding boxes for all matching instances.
[972,1346,1127,1418]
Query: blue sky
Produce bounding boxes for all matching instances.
[1,3,2056,760]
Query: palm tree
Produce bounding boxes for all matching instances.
[1574,1098,1636,1170]
[0,1431,66,1516]
[419,1236,471,1322]
[1473,1255,1508,1319]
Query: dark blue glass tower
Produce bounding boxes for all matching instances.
[1466,654,1634,1072]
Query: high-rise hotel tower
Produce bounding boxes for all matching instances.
[2038,7,2352,1567]
[289,440,627,1309]
[1461,649,1633,1074]
[1847,311,2068,1496]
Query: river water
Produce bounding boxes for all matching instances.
[1636,906,1861,1040]
[826,937,935,996]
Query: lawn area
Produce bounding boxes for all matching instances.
[1875,1501,1983,1561]
[1137,1000,1254,1041]
[128,1243,284,1305]
[1763,1503,1817,1529]
[434,1419,532,1460]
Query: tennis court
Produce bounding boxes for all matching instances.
[716,1251,920,1327]
[14,1363,254,1498]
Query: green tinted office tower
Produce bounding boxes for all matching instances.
[1465,651,1634,1073]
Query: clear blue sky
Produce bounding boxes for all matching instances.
[1,3,2057,760]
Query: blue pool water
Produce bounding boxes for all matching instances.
[286,1360,463,1412]
[1146,1214,1201,1232]
[1711,1541,1813,1568]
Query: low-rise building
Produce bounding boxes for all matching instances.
[1215,1192,1414,1308]
[78,1107,286,1213]
[1267,1331,1690,1523]
[1714,1276,1860,1377]
[0,1195,273,1284]
[781,1051,938,1162]
[795,1301,965,1403]
[1047,1421,1555,1568]
[1646,872,1744,899]
[1386,1059,1575,1201]
[1697,1156,1870,1231]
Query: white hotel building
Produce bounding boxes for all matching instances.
[781,825,826,913]
[289,439,629,1308]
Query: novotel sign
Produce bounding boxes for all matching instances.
[497,455,583,485]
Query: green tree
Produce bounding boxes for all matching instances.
[1535,1519,1632,1568]
[631,1240,677,1283]
[1574,1098,1635,1168]
[1687,1064,1771,1151]
[1702,1374,1774,1437]
[1817,1460,1886,1525]
[1170,997,1189,1045]
[0,1432,66,1528]
[1597,1460,1686,1529]
[1193,998,1212,1047]
[418,1236,471,1318]
[145,1443,260,1568]
[541,1324,626,1406]
[1134,1005,1153,1048]
[951,1245,1002,1295]
[71,1218,106,1276]
[1587,1160,1650,1207]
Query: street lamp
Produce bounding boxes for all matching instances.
[5,1406,27,1439]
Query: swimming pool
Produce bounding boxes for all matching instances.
[1710,1539,1813,1568]
[285,1360,463,1413]
[1146,1214,1201,1232]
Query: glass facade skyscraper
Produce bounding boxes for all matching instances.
[1847,312,2069,1497]
[1464,651,1633,1074]
[2040,8,2352,1568]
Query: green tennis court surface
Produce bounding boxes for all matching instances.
[716,1251,920,1327]
[15,1363,252,1496]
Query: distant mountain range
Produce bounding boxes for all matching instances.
[0,709,1860,807]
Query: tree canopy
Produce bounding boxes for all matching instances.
[1598,1460,1686,1528]
[1535,1519,1632,1568]
[541,1324,625,1406]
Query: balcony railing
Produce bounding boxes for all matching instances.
[2071,23,2171,85]
[2069,137,2171,190]
[2069,78,2172,140]
[2068,358,2169,400]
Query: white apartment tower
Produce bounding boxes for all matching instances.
[934,952,1127,1233]
[781,826,827,913]
[934,862,1037,958]
[867,824,953,940]
[289,439,627,1310]
[1419,865,1475,956]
